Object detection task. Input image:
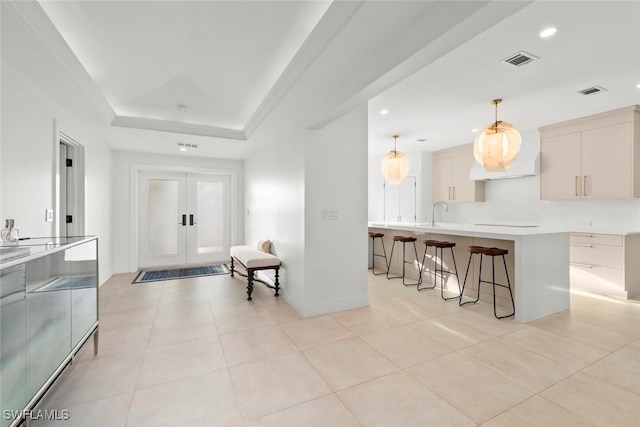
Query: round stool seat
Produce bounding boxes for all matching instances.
[468,246,508,256]
[394,236,417,243]
[424,240,456,249]
[368,232,384,239]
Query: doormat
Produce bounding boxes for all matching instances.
[132,264,229,284]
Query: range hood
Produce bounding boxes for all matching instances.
[469,131,540,180]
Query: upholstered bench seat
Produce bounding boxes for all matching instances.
[230,245,281,301]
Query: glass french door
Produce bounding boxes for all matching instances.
[138,171,231,268]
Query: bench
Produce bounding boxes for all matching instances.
[230,245,281,301]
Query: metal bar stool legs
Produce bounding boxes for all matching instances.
[417,240,461,300]
[368,232,389,275]
[386,236,422,286]
[459,246,515,319]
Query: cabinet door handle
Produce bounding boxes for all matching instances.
[452,186,455,200]
[572,233,593,238]
[570,243,593,248]
[575,176,579,197]
[180,214,186,226]
[448,187,451,200]
[583,176,588,196]
[570,262,594,269]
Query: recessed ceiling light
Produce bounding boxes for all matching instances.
[379,109,389,115]
[636,82,640,88]
[471,128,478,133]
[540,27,557,38]
[179,147,187,152]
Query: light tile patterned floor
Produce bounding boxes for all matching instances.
[32,271,640,426]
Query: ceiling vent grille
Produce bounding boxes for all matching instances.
[178,142,199,148]
[578,86,607,96]
[502,51,538,67]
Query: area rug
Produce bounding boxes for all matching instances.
[132,264,229,284]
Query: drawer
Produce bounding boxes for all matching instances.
[570,243,623,268]
[570,264,625,297]
[570,233,622,246]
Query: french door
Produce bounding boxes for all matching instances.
[138,171,231,268]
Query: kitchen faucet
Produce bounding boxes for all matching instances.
[431,201,448,226]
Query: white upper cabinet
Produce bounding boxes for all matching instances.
[540,106,640,200]
[432,144,484,203]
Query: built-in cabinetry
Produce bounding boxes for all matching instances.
[540,106,640,200]
[570,232,640,299]
[0,237,98,427]
[432,144,484,202]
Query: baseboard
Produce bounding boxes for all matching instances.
[302,293,370,317]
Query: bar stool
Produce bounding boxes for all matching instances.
[459,246,515,319]
[387,236,422,286]
[368,232,389,275]
[417,240,461,300]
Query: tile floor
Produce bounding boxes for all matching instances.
[32,270,640,426]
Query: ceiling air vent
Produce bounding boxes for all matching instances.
[178,142,198,148]
[502,51,538,67]
[578,86,607,96]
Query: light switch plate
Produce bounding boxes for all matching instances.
[322,209,339,220]
[45,209,54,222]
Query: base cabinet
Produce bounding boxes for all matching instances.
[570,232,640,299]
[0,237,98,427]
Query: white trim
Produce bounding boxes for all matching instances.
[53,120,86,237]
[111,116,246,140]
[243,1,364,138]
[302,294,370,318]
[129,163,238,272]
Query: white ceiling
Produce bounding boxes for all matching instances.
[21,1,640,159]
[39,0,331,132]
[368,0,640,157]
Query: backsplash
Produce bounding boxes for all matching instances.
[444,175,640,230]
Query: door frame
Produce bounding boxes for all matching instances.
[53,125,86,238]
[129,163,238,272]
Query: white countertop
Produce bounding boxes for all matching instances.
[368,222,640,238]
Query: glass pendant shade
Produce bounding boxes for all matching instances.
[381,150,410,184]
[474,99,522,172]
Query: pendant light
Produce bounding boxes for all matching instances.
[474,99,521,172]
[381,134,410,185]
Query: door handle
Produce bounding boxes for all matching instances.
[452,186,455,200]
[180,214,186,226]
[583,176,587,196]
[189,214,196,226]
[575,176,579,197]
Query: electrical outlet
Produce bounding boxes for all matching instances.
[45,209,54,222]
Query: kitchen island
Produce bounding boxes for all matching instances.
[368,222,569,323]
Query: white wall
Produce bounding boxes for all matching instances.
[446,175,640,230]
[244,121,306,313]
[304,105,369,316]
[111,150,244,273]
[368,150,428,223]
[1,61,113,282]
[245,105,369,317]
